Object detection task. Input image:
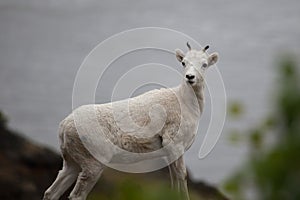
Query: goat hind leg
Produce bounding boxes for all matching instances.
[69,162,104,200]
[43,160,80,200]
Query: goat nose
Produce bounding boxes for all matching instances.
[186,74,195,80]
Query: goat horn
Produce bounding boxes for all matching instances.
[203,45,209,52]
[187,42,191,50]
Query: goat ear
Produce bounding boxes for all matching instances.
[208,52,219,66]
[175,49,185,62]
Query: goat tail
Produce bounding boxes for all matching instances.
[58,119,67,153]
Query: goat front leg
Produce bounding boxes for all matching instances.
[171,156,190,200]
[168,164,176,189]
[161,135,187,194]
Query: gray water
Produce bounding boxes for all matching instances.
[1,0,300,184]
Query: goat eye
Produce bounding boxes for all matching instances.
[202,63,208,68]
[182,61,186,67]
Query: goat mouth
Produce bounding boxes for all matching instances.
[187,80,195,85]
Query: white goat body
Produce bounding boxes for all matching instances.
[43,44,218,200]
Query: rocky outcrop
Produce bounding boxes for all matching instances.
[0,111,228,200]
[0,112,61,200]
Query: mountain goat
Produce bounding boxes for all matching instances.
[43,43,219,200]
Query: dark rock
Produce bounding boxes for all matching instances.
[0,113,62,200]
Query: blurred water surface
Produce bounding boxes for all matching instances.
[0,0,300,184]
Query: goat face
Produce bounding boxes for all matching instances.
[175,44,218,87]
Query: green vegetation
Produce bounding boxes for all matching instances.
[224,56,300,200]
[88,169,226,200]
[89,179,182,200]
